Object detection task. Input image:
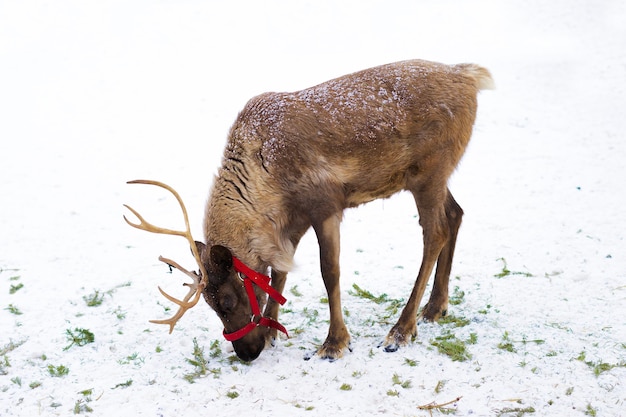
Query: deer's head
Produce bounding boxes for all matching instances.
[197,242,272,361]
[124,180,285,362]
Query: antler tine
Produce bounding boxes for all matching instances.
[125,180,209,333]
[123,204,187,237]
[149,256,204,334]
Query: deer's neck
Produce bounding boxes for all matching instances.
[203,155,294,273]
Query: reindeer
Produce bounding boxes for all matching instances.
[124,59,494,362]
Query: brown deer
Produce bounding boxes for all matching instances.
[124,59,494,362]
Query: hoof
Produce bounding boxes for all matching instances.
[421,302,448,322]
[304,340,352,362]
[303,348,342,362]
[264,328,278,348]
[318,344,345,361]
[383,342,400,353]
[381,324,416,352]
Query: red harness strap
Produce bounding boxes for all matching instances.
[222,257,289,342]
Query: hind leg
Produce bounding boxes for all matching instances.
[421,189,463,322]
[383,185,450,352]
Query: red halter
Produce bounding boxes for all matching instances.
[222,257,289,342]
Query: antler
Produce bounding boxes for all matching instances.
[123,179,208,333]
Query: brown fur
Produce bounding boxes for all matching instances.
[200,59,493,361]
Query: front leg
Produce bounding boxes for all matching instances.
[313,214,351,361]
[263,269,287,346]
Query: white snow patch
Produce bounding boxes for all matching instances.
[1,1,625,416]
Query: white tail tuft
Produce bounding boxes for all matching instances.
[457,63,495,90]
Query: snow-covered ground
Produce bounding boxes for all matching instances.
[1,1,625,416]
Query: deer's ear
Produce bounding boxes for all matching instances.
[194,241,206,257]
[209,245,233,274]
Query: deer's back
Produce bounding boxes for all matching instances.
[227,59,488,209]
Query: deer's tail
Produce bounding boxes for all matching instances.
[457,63,495,91]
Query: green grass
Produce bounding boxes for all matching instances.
[289,285,303,297]
[48,364,70,377]
[294,403,315,411]
[576,350,626,376]
[392,373,412,389]
[449,286,465,305]
[73,389,95,414]
[0,339,26,356]
[494,257,532,278]
[184,338,208,382]
[83,290,105,307]
[348,283,404,322]
[112,306,126,320]
[435,380,446,394]
[73,399,93,414]
[349,283,389,304]
[64,328,95,350]
[497,331,516,353]
[208,339,222,358]
[183,338,226,382]
[1,340,27,375]
[431,332,472,362]
[9,282,24,294]
[404,357,418,367]
[439,313,470,328]
[4,304,22,315]
[81,283,130,308]
[1,355,11,375]
[495,406,536,416]
[584,404,597,416]
[112,380,133,389]
[118,352,144,366]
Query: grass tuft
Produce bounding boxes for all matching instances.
[431,332,472,362]
[349,283,403,323]
[112,380,133,389]
[439,313,470,328]
[83,290,105,307]
[184,338,208,382]
[64,328,95,350]
[495,406,535,416]
[449,286,465,305]
[392,373,412,389]
[48,364,70,377]
[497,331,517,353]
[9,282,24,294]
[494,258,532,278]
[576,350,626,376]
[4,304,22,315]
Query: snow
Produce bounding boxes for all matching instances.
[1,0,625,416]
